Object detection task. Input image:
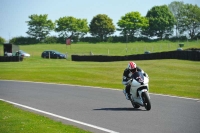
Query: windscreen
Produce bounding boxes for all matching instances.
[131,71,144,83]
[54,51,61,54]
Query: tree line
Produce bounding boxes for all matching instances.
[1,1,200,45]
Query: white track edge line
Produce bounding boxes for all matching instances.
[149,93,200,101]
[0,98,119,133]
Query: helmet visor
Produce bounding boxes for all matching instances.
[130,68,136,73]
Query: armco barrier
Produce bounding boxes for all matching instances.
[0,56,23,62]
[71,50,200,62]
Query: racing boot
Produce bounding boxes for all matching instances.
[123,89,130,100]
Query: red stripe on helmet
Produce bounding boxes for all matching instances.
[129,62,135,69]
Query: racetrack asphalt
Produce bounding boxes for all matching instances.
[0,80,200,133]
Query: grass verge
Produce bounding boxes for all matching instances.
[0,100,91,133]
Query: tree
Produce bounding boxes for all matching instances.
[26,14,54,41]
[179,4,200,39]
[117,11,149,39]
[168,1,185,37]
[55,16,89,40]
[89,14,115,41]
[145,5,175,39]
[9,36,38,45]
[0,36,6,44]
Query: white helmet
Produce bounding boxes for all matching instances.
[127,62,137,73]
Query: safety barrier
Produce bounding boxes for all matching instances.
[71,50,200,62]
[0,56,23,62]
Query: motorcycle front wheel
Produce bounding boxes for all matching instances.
[131,100,140,109]
[142,92,151,111]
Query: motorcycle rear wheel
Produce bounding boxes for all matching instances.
[142,92,151,110]
[131,100,140,108]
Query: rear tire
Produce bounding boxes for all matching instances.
[142,92,151,110]
[131,100,140,109]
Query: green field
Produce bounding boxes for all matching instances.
[2,41,198,59]
[0,42,200,133]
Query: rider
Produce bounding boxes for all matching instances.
[122,61,146,100]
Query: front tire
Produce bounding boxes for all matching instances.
[142,92,151,110]
[131,100,140,109]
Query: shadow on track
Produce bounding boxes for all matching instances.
[93,107,146,111]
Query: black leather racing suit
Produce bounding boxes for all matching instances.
[122,66,142,95]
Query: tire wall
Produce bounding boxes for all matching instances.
[0,56,23,62]
[71,51,200,62]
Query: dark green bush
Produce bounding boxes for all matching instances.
[10,36,38,45]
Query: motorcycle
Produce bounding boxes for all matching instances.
[127,71,151,111]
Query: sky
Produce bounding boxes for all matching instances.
[0,0,200,41]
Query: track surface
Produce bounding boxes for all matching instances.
[0,80,200,133]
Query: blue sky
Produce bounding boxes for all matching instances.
[0,0,199,41]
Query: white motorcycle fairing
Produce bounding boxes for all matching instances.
[128,71,151,110]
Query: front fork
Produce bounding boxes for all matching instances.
[138,89,150,99]
[133,89,150,106]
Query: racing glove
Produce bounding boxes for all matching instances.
[127,79,133,85]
